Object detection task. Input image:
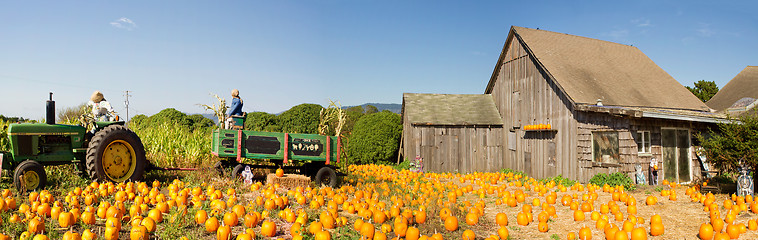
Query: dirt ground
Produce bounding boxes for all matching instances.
[466,183,750,240]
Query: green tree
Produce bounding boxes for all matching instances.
[277,104,323,134]
[150,108,193,129]
[698,110,758,191]
[245,112,278,131]
[347,111,402,164]
[57,102,88,124]
[686,80,719,102]
[187,114,215,132]
[364,105,379,114]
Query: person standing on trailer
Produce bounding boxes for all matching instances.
[226,89,244,129]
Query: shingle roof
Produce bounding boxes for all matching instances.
[706,66,758,111]
[402,93,503,126]
[487,26,710,112]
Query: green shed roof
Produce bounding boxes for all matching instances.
[402,93,504,126]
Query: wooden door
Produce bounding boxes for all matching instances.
[662,129,691,183]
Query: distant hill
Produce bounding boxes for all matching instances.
[343,103,401,114]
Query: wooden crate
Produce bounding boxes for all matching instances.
[266,174,311,189]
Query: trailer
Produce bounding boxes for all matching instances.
[211,128,342,187]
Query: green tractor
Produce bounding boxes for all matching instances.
[0,93,147,191]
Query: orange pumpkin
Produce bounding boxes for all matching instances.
[573,210,585,221]
[414,210,427,224]
[130,226,148,240]
[444,216,459,231]
[217,225,231,240]
[28,218,44,234]
[496,213,508,226]
[82,229,96,240]
[725,224,739,239]
[462,230,476,240]
[699,223,714,240]
[59,212,74,228]
[315,230,331,240]
[360,222,375,239]
[141,217,157,233]
[650,222,664,236]
[498,226,509,240]
[223,212,238,227]
[261,220,277,237]
[195,210,208,225]
[405,226,420,240]
[538,221,549,232]
[205,217,220,232]
[579,226,592,240]
[62,230,81,240]
[465,212,479,225]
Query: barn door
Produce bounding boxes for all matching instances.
[662,129,691,183]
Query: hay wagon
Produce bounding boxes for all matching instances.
[211,128,342,187]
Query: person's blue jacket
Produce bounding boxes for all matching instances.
[228,97,243,116]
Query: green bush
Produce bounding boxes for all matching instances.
[347,111,402,164]
[245,112,278,131]
[589,172,636,191]
[277,103,323,134]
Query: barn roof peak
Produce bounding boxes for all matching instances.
[485,26,710,112]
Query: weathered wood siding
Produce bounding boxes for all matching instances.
[576,111,714,183]
[401,123,503,173]
[489,34,579,180]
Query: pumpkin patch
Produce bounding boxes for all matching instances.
[0,164,753,239]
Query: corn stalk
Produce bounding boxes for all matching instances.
[198,93,228,128]
[319,99,346,136]
[0,119,9,152]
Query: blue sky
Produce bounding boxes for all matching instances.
[1,1,756,120]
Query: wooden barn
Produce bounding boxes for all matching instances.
[706,66,758,115]
[402,26,730,183]
[401,93,503,173]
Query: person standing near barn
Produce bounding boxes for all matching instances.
[226,89,244,129]
[649,157,659,185]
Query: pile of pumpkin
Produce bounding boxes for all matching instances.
[0,164,757,240]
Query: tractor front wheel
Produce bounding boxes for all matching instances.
[86,125,147,182]
[13,160,47,191]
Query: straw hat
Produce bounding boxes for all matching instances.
[90,91,104,103]
[231,89,239,98]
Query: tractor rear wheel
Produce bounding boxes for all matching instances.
[13,160,47,191]
[86,125,147,182]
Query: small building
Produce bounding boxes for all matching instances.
[401,93,503,173]
[402,26,729,183]
[706,66,758,116]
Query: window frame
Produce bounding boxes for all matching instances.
[635,131,651,154]
[591,131,620,164]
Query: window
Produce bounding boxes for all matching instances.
[635,131,651,153]
[592,131,619,163]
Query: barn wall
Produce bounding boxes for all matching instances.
[402,124,503,173]
[576,111,715,183]
[489,35,579,180]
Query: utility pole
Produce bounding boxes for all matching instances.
[124,90,132,127]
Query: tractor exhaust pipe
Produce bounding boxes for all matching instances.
[46,92,55,124]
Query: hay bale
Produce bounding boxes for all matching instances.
[266,174,311,189]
